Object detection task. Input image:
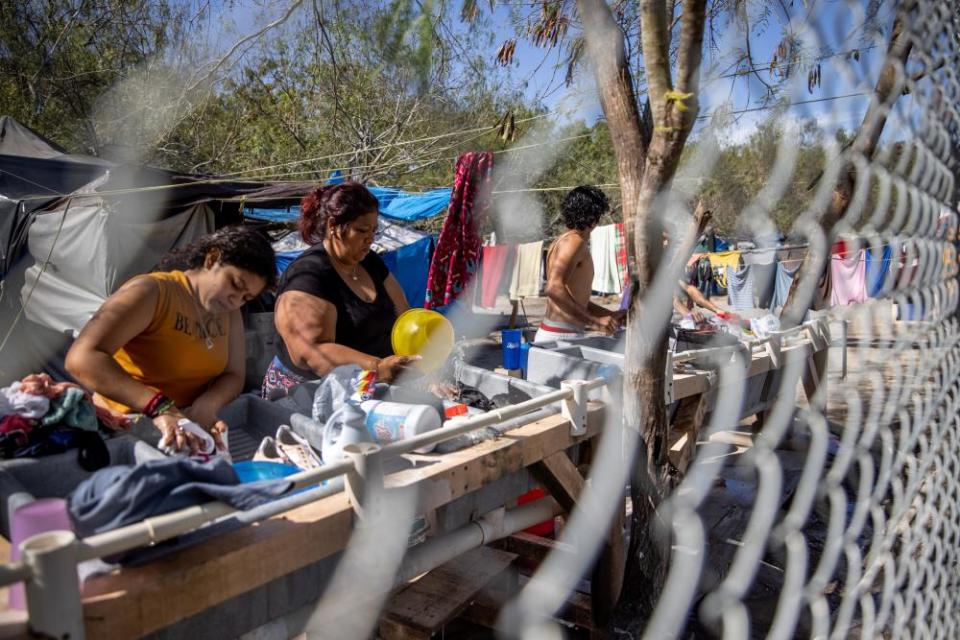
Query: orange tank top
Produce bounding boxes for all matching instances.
[98,271,231,414]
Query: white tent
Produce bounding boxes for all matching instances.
[22,175,215,335]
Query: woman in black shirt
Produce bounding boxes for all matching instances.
[263,182,419,399]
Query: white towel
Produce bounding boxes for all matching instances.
[509,241,544,299]
[590,224,622,294]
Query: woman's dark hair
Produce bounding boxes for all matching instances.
[299,181,380,245]
[158,225,277,289]
[560,185,610,231]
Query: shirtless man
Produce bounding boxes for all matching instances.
[534,186,624,343]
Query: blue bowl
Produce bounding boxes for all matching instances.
[233,460,301,483]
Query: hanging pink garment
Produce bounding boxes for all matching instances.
[830,247,868,306]
[479,245,512,308]
[424,152,493,309]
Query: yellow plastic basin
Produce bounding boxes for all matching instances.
[391,308,455,374]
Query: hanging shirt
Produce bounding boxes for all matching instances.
[708,251,742,288]
[100,271,231,414]
[830,249,868,306]
[865,245,892,297]
[726,263,755,310]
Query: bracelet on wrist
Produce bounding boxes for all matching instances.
[143,393,177,419]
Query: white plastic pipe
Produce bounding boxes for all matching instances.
[397,497,561,584]
[382,377,606,457]
[18,377,607,579]
[22,531,84,640]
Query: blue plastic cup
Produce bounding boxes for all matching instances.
[501,329,522,369]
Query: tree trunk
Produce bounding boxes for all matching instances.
[575,0,650,626]
[577,0,707,631]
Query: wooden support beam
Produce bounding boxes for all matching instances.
[81,407,605,639]
[530,451,585,513]
[802,354,823,406]
[379,546,518,639]
[668,392,710,473]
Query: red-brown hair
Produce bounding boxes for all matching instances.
[298,181,380,245]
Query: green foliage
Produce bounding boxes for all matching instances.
[695,117,831,237]
[0,0,192,155]
[0,0,842,244]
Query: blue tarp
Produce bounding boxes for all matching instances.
[380,236,434,307]
[244,187,451,223]
[275,250,302,273]
[274,237,434,308]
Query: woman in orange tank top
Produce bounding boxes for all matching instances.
[66,227,276,453]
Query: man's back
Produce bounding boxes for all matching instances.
[544,230,594,330]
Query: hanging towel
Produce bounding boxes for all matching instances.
[865,245,892,297]
[590,224,622,294]
[770,260,801,311]
[748,256,777,310]
[726,264,755,310]
[830,249,868,306]
[708,251,741,288]
[479,245,513,308]
[614,223,629,289]
[510,241,544,299]
[424,152,493,309]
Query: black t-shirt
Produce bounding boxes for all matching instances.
[275,245,397,376]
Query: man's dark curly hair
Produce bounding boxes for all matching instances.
[158,225,277,289]
[560,186,609,231]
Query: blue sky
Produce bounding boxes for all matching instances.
[208,0,896,143]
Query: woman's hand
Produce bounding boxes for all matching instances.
[376,355,422,382]
[154,411,206,454]
[183,405,229,451]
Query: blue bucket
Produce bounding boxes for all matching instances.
[232,460,300,483]
[501,329,523,369]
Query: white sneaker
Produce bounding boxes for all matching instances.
[276,424,323,469]
[253,436,293,465]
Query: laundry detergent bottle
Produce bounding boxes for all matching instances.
[359,401,441,453]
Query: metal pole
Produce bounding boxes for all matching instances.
[841,319,848,380]
[21,530,84,640]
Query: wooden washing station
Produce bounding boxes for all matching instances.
[0,319,830,639]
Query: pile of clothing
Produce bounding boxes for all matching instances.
[0,373,128,469]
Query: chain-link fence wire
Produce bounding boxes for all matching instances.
[486,1,960,638]
[244,1,959,637]
[4,0,952,637]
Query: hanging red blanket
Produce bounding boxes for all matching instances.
[424,151,494,309]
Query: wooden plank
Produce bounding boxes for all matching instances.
[81,406,604,639]
[380,546,517,638]
[530,452,585,513]
[668,393,710,473]
[671,341,811,404]
[591,499,625,633]
[471,574,594,633]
